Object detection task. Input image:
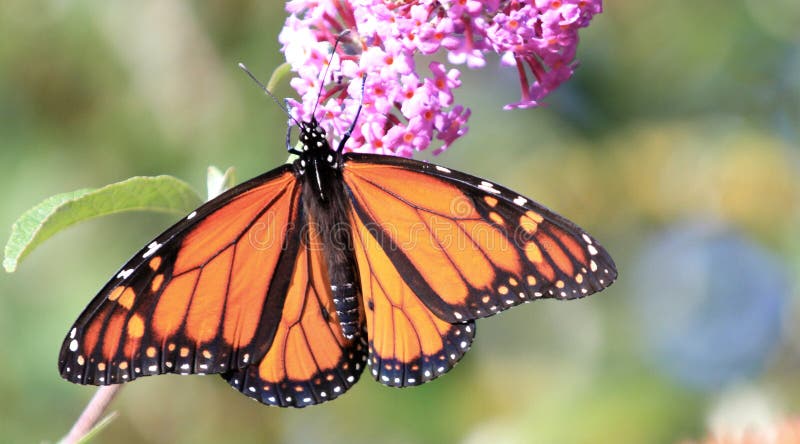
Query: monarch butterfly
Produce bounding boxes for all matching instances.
[58,71,616,409]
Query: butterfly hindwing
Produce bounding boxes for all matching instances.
[59,166,303,385]
[222,210,368,407]
[342,153,616,325]
[349,207,476,387]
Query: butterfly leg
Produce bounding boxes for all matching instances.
[286,125,303,155]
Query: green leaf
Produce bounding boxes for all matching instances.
[3,176,202,273]
[267,62,292,93]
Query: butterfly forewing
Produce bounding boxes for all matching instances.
[59,166,302,385]
[342,153,617,324]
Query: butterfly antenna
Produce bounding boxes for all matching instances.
[311,30,351,121]
[238,62,301,128]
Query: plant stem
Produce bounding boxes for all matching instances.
[60,385,122,444]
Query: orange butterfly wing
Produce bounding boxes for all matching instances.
[350,210,475,386]
[59,167,304,385]
[223,211,367,407]
[343,154,616,385]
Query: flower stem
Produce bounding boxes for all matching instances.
[59,385,122,444]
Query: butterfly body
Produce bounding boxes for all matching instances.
[294,120,361,338]
[59,118,617,407]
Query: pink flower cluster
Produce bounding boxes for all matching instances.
[279,0,602,156]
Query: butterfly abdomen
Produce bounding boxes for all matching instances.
[331,282,360,338]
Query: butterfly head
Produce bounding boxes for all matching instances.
[298,118,331,154]
[294,117,340,189]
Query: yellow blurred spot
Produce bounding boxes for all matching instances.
[524,242,543,263]
[520,211,541,233]
[127,314,145,339]
[118,288,136,310]
[149,256,162,270]
[108,286,124,301]
[151,274,165,292]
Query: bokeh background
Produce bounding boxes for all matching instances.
[1,1,798,443]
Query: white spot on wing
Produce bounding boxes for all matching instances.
[587,245,598,256]
[582,234,593,244]
[69,339,78,352]
[117,268,134,280]
[435,165,451,173]
[142,241,162,259]
[70,328,77,339]
[513,196,527,206]
[187,211,197,220]
[478,181,501,195]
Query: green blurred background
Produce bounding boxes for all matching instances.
[1,1,798,443]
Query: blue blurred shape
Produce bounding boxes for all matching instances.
[633,221,789,390]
